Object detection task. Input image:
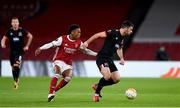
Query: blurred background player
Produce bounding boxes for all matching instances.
[1,17,33,89]
[35,24,97,102]
[155,46,170,61]
[84,20,134,102]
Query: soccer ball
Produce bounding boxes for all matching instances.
[125,88,137,100]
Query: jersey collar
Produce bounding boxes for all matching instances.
[67,35,76,42]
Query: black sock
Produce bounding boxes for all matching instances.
[95,77,115,94]
[103,78,115,86]
[14,67,20,82]
[12,70,16,81]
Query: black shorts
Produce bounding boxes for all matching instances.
[10,51,23,66]
[96,56,118,72]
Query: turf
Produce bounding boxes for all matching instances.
[0,77,180,107]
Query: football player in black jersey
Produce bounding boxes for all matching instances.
[1,17,33,89]
[84,20,134,102]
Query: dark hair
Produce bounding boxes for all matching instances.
[68,24,80,34]
[12,17,19,20]
[121,20,134,28]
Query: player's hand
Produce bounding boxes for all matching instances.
[23,46,29,51]
[1,44,6,48]
[119,58,125,65]
[35,48,41,56]
[83,41,89,47]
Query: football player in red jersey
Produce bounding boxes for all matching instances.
[35,24,97,102]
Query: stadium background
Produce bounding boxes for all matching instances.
[0,0,180,107]
[0,0,180,77]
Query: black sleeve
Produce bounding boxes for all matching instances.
[5,30,10,37]
[22,28,29,36]
[106,29,115,38]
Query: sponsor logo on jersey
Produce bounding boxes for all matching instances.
[64,47,77,54]
[13,37,20,41]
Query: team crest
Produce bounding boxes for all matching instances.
[10,32,13,36]
[75,44,78,48]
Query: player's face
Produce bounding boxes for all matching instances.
[11,19,19,29]
[125,26,133,36]
[71,28,81,39]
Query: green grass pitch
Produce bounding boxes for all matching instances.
[0,77,180,107]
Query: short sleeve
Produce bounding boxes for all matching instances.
[106,29,112,37]
[5,30,10,37]
[106,29,116,38]
[22,28,29,36]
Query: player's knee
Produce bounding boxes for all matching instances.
[113,77,120,83]
[13,64,20,70]
[103,72,111,80]
[13,63,20,67]
[114,78,120,83]
[64,76,71,82]
[104,75,111,81]
[101,68,111,80]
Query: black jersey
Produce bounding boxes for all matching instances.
[97,29,124,58]
[5,27,28,52]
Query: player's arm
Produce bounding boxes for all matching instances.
[35,37,62,56]
[79,42,97,56]
[84,31,107,47]
[1,36,8,48]
[24,32,33,51]
[117,48,125,65]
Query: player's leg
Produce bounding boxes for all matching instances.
[95,57,115,93]
[93,71,120,102]
[10,54,17,83]
[92,57,111,102]
[111,71,120,84]
[11,65,17,83]
[55,69,72,92]
[99,60,120,86]
[12,61,21,89]
[11,66,19,89]
[100,62,120,86]
[95,65,111,94]
[48,65,61,102]
[93,59,118,102]
[11,54,22,89]
[93,65,111,102]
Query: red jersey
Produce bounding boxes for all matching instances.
[52,35,82,65]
